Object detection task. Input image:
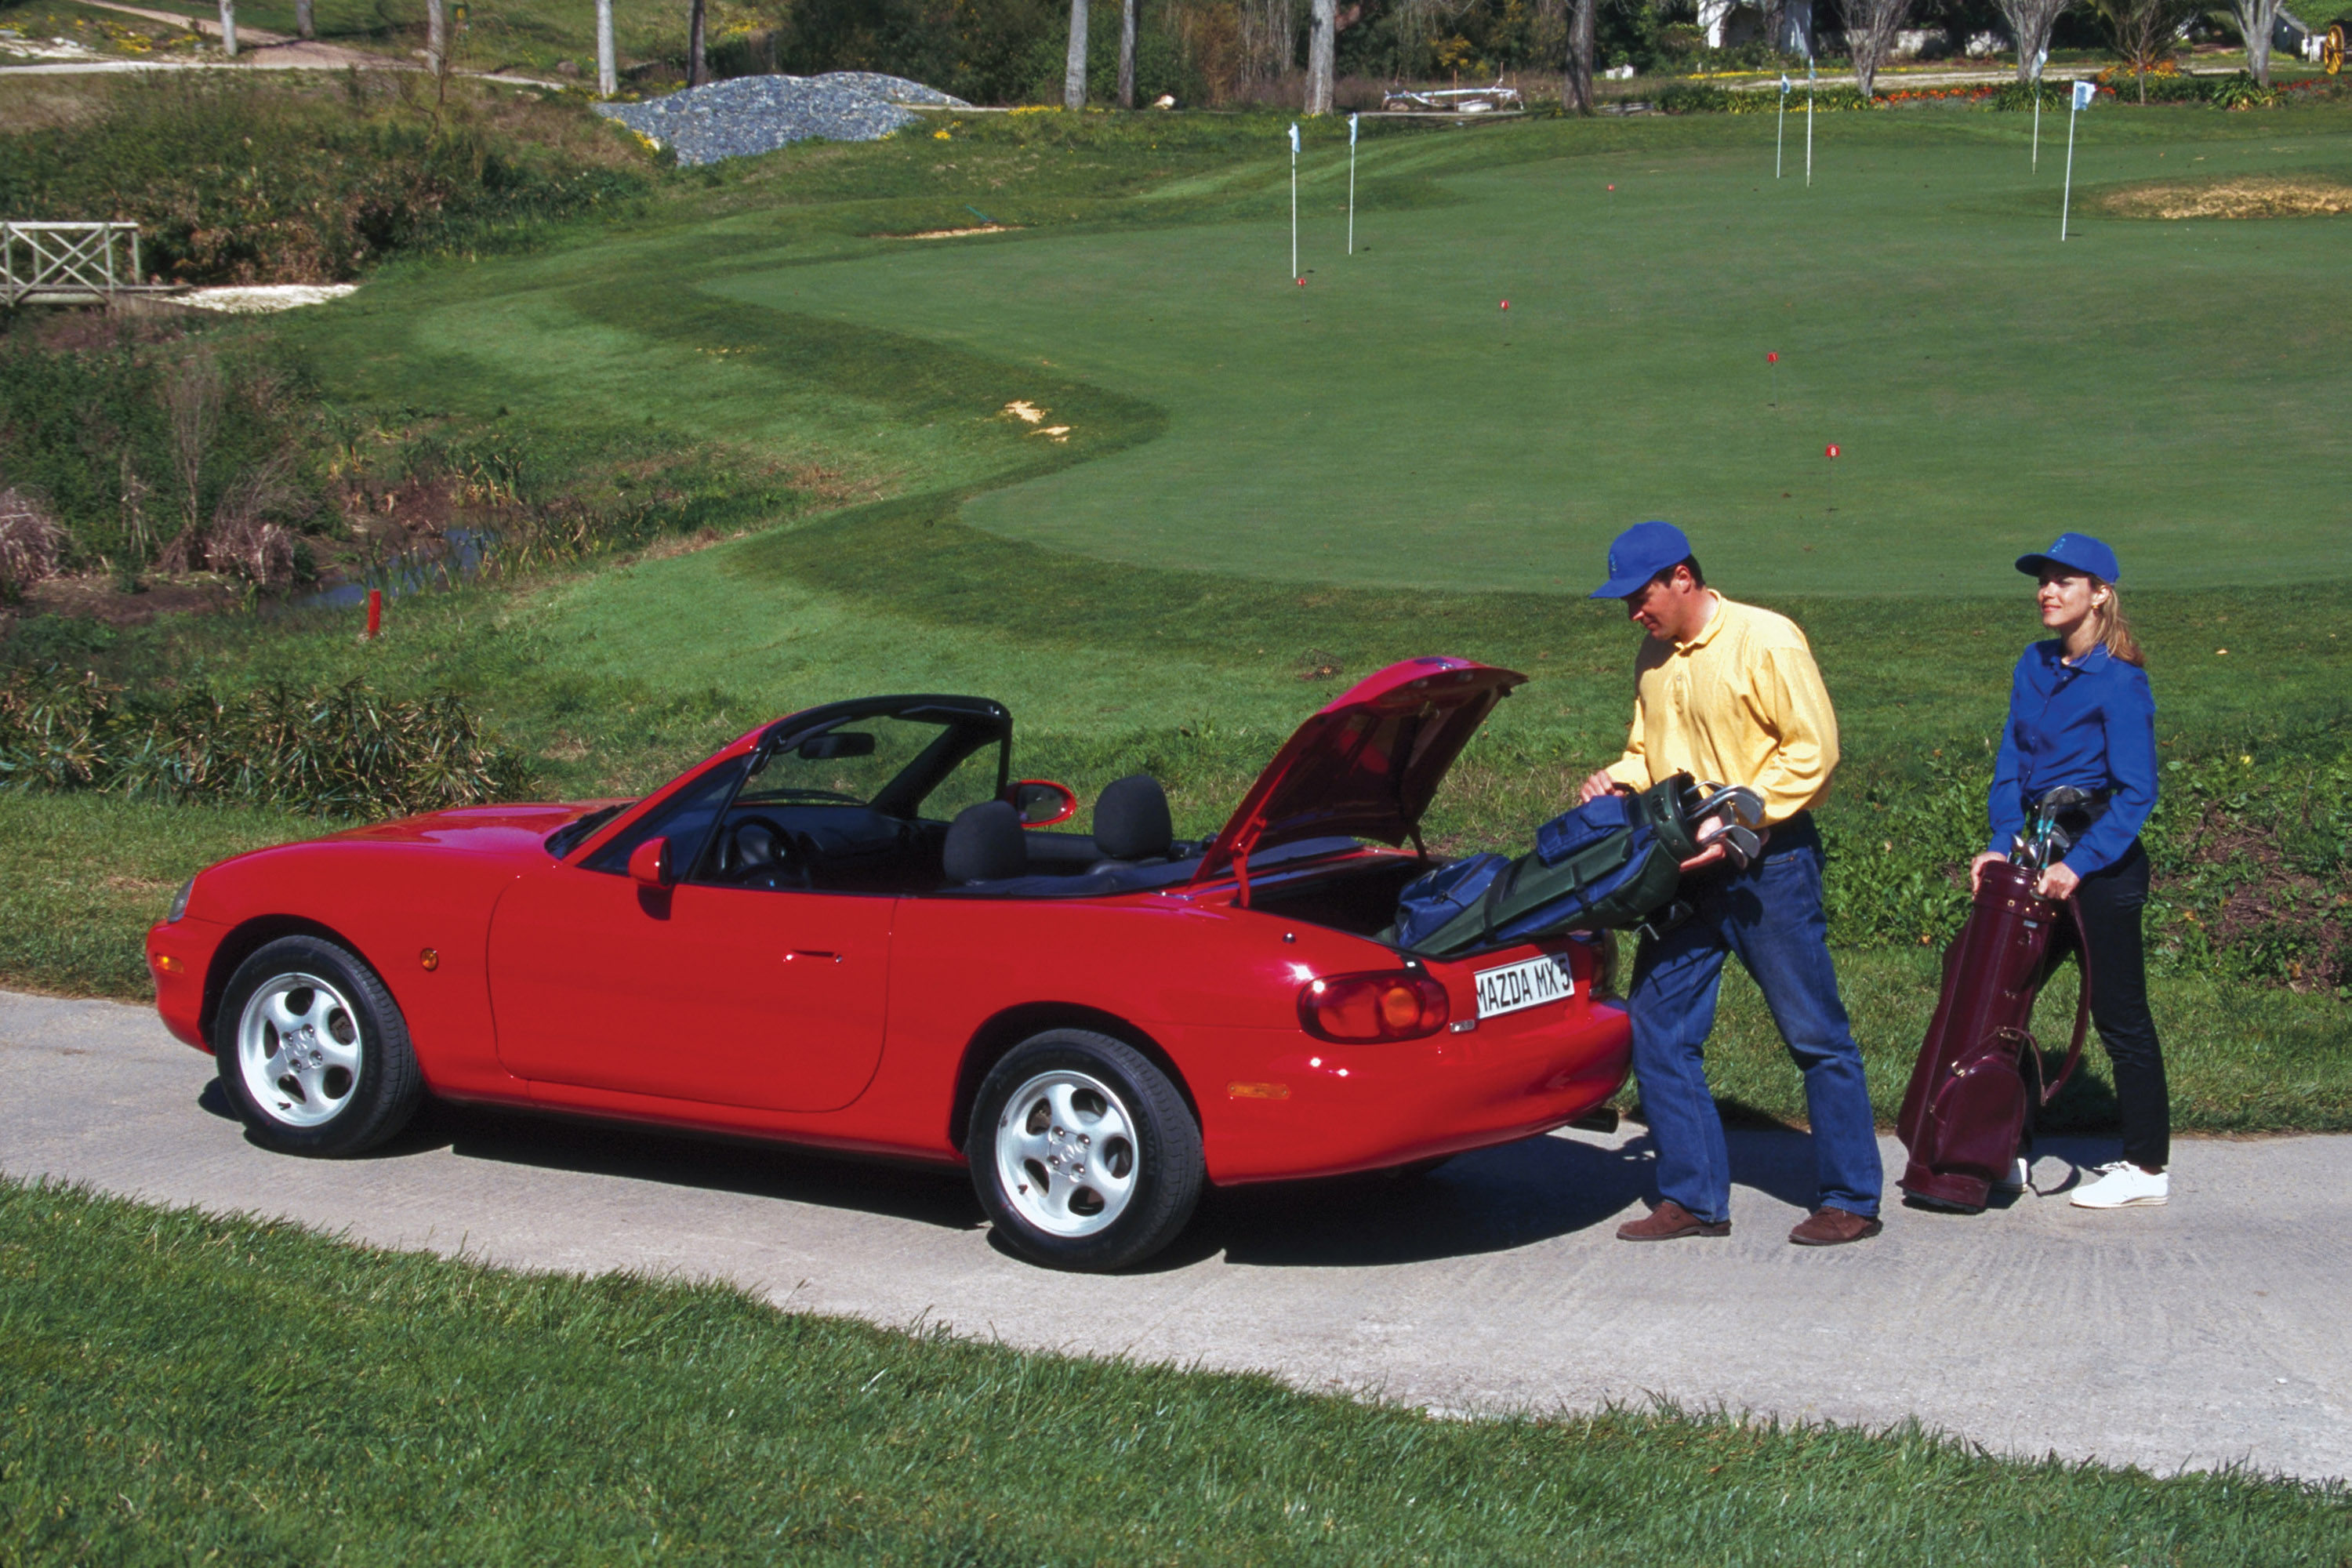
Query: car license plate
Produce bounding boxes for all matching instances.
[1473,953,1574,1019]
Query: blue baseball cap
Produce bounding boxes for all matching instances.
[2016,532,2121,585]
[1589,520,1694,600]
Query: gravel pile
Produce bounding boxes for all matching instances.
[597,73,971,167]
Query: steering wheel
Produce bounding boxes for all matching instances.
[713,815,811,888]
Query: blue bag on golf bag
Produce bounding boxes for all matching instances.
[1388,778,1698,956]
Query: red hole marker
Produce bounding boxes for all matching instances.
[1499,299,1510,310]
[1825,443,1839,458]
[1824,445,1840,516]
[1767,350,1780,407]
[365,588,383,641]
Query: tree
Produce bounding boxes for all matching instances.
[688,0,709,86]
[2228,0,2281,83]
[1064,0,1087,107]
[294,0,313,39]
[1836,0,1914,96]
[1565,0,1595,113]
[1117,0,1138,106]
[1306,0,1335,111]
[1994,0,2071,81]
[2091,0,2195,100]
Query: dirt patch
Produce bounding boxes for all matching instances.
[2171,801,2351,993]
[2100,176,2352,220]
[9,571,245,628]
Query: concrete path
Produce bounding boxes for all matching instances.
[5,989,2347,1483]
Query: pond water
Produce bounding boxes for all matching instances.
[297,527,495,611]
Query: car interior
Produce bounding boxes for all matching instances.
[570,695,1426,928]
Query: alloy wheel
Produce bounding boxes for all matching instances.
[236,972,364,1129]
[992,1069,1139,1237]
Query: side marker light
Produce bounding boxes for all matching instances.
[419,948,441,971]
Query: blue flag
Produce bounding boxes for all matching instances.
[2071,78,2095,110]
[1780,73,1790,93]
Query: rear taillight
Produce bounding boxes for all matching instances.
[1298,970,1450,1043]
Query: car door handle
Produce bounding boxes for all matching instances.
[786,949,844,963]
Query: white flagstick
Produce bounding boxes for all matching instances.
[2060,78,2091,240]
[1348,113,1359,254]
[1777,74,1788,179]
[1805,59,1815,187]
[2031,48,2046,171]
[1289,121,1301,280]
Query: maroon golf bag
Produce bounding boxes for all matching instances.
[1896,861,2092,1212]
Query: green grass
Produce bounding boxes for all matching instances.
[7,1177,2350,1564]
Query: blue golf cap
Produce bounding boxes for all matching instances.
[1590,520,1694,600]
[2016,532,2121,585]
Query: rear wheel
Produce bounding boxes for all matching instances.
[213,935,423,1157]
[967,1029,1203,1272]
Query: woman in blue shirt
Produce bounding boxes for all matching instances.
[1969,533,2169,1210]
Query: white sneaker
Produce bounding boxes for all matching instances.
[1992,1156,2032,1195]
[2071,1161,2169,1209]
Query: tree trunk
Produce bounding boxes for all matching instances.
[1565,0,1595,112]
[596,0,615,94]
[1838,0,1912,96]
[218,0,237,56]
[1994,0,2071,82]
[1117,0,1138,105]
[688,0,707,86]
[423,0,443,71]
[1065,0,1089,107]
[1306,0,1334,111]
[2233,0,2278,83]
[294,0,313,38]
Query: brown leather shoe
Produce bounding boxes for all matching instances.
[1617,1200,1731,1241]
[1788,1207,1884,1247]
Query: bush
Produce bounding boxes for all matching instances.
[0,74,650,285]
[0,673,528,816]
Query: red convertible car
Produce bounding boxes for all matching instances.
[147,656,1631,1270]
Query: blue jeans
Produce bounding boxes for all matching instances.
[1627,815,1882,1224]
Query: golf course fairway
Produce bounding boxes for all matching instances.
[703,112,2352,597]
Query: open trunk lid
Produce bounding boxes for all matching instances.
[1189,655,1525,898]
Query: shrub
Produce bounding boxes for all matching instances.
[0,673,528,816]
[0,490,67,601]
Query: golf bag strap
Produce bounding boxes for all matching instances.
[2039,895,2095,1108]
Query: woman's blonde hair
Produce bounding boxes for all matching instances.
[2088,579,2145,667]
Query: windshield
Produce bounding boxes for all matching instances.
[739,712,1006,821]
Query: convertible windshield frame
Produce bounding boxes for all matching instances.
[748,695,1011,822]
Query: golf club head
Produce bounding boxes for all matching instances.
[1690,785,1766,830]
[2038,785,2091,811]
[1719,823,1762,869]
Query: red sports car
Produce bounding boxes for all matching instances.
[147,655,1631,1270]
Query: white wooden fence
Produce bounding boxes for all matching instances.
[1,221,157,307]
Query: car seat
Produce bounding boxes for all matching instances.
[1088,774,1174,872]
[942,800,1028,885]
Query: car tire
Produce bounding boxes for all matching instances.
[212,935,423,1157]
[967,1029,1203,1272]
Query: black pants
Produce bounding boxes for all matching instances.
[2033,840,2171,1169]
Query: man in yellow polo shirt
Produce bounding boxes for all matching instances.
[1578,521,1883,1247]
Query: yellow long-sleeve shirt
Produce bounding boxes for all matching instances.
[1602,593,1841,827]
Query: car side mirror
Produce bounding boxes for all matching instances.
[798,731,877,760]
[1010,779,1078,827]
[627,837,673,888]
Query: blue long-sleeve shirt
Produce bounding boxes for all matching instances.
[1986,641,2158,878]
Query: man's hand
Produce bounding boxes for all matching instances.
[1676,815,1731,874]
[1969,851,2004,894]
[1577,769,1624,804]
[2034,862,2081,900]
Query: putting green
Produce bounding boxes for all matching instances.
[710,114,2352,597]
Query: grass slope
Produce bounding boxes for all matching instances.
[7,1178,2350,1564]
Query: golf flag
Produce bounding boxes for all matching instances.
[1289,122,1300,155]
[1287,122,1300,279]
[1347,113,1360,253]
[2031,46,2046,80]
[1780,73,1790,93]
[2071,78,2096,110]
[1349,112,1358,144]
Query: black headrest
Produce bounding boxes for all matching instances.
[942,800,1027,884]
[731,820,779,868]
[1093,774,1173,862]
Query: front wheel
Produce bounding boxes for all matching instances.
[213,935,423,1156]
[967,1029,1203,1272]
